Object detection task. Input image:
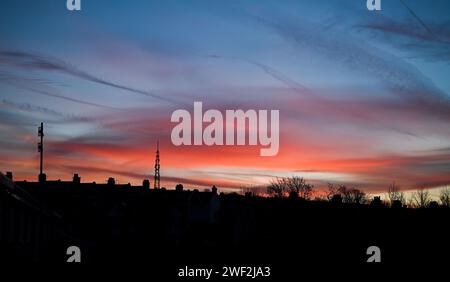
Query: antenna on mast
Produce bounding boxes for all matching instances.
[38,122,46,182]
[154,140,160,189]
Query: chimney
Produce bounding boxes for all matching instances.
[143,179,150,189]
[73,173,81,184]
[6,171,13,181]
[107,177,115,186]
[211,185,218,195]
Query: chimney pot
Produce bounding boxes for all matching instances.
[73,173,81,184]
[107,177,115,185]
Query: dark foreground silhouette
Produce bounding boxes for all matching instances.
[1,172,449,277]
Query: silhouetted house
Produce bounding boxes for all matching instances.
[391,200,403,209]
[0,172,66,262]
[187,188,220,224]
[370,196,384,208]
[12,174,227,254]
[3,166,449,265]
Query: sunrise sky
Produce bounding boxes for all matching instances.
[1,0,450,194]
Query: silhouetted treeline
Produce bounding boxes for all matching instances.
[266,176,450,208]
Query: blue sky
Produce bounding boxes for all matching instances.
[1,0,450,193]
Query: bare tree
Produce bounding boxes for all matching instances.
[439,186,450,207]
[352,189,368,204]
[267,177,287,198]
[267,176,314,199]
[387,182,405,205]
[338,185,367,204]
[410,188,431,208]
[286,176,314,199]
[327,183,339,201]
[326,183,367,204]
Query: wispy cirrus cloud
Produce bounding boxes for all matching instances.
[356,16,450,62]
[0,50,186,106]
[253,15,449,100]
[0,71,120,110]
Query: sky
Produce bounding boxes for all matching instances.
[1,0,450,195]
